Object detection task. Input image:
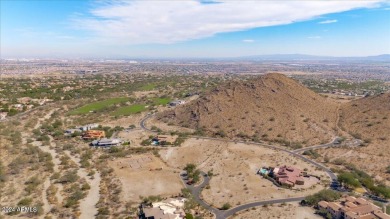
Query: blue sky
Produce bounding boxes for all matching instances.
[1,0,390,58]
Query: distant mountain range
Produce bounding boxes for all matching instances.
[232,54,390,61]
[4,54,389,62]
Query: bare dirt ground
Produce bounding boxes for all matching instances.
[28,109,66,218]
[159,138,328,208]
[103,113,144,128]
[230,202,322,219]
[133,91,159,98]
[321,93,363,103]
[147,117,195,133]
[79,171,101,219]
[117,129,151,146]
[62,149,101,219]
[108,154,184,204]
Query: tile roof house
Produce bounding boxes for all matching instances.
[82,130,105,139]
[318,196,390,219]
[273,165,305,187]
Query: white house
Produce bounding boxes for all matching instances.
[78,123,99,131]
[91,138,122,147]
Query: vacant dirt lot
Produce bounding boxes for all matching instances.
[160,138,328,208]
[230,202,322,219]
[117,128,151,146]
[108,154,184,204]
[147,116,195,133]
[103,113,144,128]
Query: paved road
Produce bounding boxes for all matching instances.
[221,197,305,219]
[292,137,339,153]
[181,172,222,216]
[139,114,157,133]
[180,171,307,219]
[140,115,339,218]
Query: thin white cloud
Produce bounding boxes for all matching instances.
[72,0,384,44]
[242,39,255,43]
[307,36,322,39]
[318,19,338,24]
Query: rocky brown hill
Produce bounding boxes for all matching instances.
[158,73,338,146]
[334,92,390,180]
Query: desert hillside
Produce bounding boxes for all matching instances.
[158,73,338,146]
[339,92,390,144]
[332,92,390,179]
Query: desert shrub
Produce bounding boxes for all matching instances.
[337,172,361,188]
[50,172,60,180]
[214,130,226,137]
[181,188,192,198]
[97,207,110,215]
[64,187,86,208]
[57,171,79,184]
[185,213,194,219]
[332,158,345,165]
[351,133,362,139]
[303,150,321,159]
[18,197,33,206]
[193,128,205,136]
[303,189,341,206]
[184,164,196,173]
[316,208,332,219]
[221,203,231,210]
[142,195,162,205]
[0,161,7,182]
[141,139,152,146]
[25,176,41,194]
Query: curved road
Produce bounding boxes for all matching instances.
[181,172,307,219]
[292,137,339,153]
[140,115,339,218]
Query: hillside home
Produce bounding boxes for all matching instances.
[12,104,23,111]
[91,138,122,147]
[140,198,186,219]
[318,196,390,219]
[169,100,185,107]
[79,123,99,131]
[64,129,81,135]
[82,130,105,139]
[0,112,7,120]
[272,165,305,187]
[152,135,178,145]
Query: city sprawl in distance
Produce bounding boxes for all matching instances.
[0,1,389,219]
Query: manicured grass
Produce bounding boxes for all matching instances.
[111,104,146,116]
[153,97,170,105]
[68,97,130,115]
[139,84,155,91]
